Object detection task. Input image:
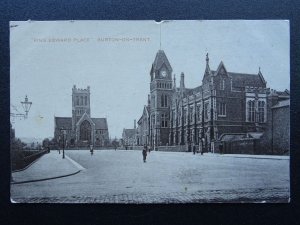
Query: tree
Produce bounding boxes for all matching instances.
[42,138,50,148]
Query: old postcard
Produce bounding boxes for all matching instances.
[10,20,290,203]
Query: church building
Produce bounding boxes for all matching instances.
[54,85,109,147]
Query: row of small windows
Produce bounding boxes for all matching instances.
[75,96,88,106]
[95,130,105,135]
[76,109,86,115]
[157,82,171,89]
[172,102,225,125]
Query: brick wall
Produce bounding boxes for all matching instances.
[273,106,290,154]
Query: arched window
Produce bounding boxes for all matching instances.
[258,101,265,123]
[80,120,91,141]
[248,100,255,122]
[161,95,164,107]
[85,96,87,105]
[76,96,79,105]
[80,96,83,105]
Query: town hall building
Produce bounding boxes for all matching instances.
[135,50,290,153]
[54,85,109,148]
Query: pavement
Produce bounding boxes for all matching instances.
[11,150,290,203]
[11,151,85,184]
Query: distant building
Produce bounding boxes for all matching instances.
[54,85,109,147]
[122,120,137,147]
[136,49,290,154]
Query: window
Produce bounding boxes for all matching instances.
[258,101,265,123]
[165,95,168,107]
[189,106,193,122]
[76,96,79,105]
[183,108,187,124]
[196,104,201,121]
[85,96,87,105]
[161,114,168,128]
[204,102,209,120]
[218,102,226,116]
[220,79,225,90]
[161,94,168,107]
[80,96,83,105]
[248,100,255,122]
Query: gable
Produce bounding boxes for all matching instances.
[76,112,95,127]
[214,61,228,77]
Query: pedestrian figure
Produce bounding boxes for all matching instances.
[219,142,223,154]
[90,144,94,156]
[200,139,204,155]
[193,144,196,155]
[142,145,147,163]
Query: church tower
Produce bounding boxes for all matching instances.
[149,50,173,147]
[72,85,91,131]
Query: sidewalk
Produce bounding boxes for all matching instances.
[204,152,289,160]
[11,150,84,184]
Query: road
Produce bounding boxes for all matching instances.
[11,150,290,203]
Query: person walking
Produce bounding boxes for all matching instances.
[193,144,196,155]
[90,144,94,156]
[142,145,147,163]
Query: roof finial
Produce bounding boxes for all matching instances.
[205,53,210,74]
[259,66,261,73]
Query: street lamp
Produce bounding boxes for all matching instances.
[60,127,67,159]
[10,95,32,120]
[21,95,32,119]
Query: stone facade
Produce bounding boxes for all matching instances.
[54,85,109,147]
[136,49,290,154]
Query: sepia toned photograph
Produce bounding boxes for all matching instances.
[10,20,290,203]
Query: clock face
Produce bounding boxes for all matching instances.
[161,71,167,77]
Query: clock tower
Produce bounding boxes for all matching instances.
[149,50,173,147]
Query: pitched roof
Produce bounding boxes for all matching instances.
[151,50,172,72]
[228,72,266,88]
[123,129,136,138]
[55,117,72,129]
[272,99,290,109]
[91,118,108,129]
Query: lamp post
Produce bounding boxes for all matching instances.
[60,127,67,159]
[11,95,32,120]
[10,95,32,183]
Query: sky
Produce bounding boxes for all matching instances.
[10,20,290,140]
